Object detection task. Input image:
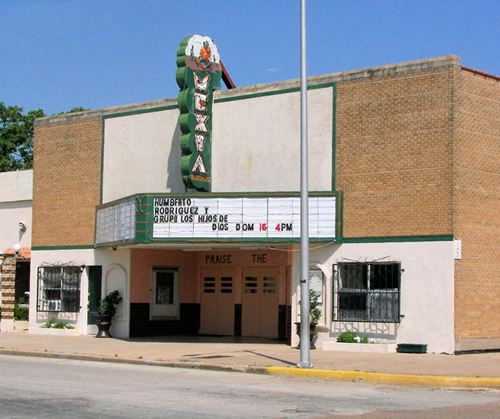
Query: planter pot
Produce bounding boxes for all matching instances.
[94,314,113,338]
[294,322,317,350]
[397,343,427,354]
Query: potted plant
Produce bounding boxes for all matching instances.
[94,290,122,338]
[295,289,322,349]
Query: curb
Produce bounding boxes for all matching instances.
[0,349,263,375]
[2,349,500,389]
[266,366,500,389]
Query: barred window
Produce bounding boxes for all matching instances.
[37,266,82,312]
[333,262,400,323]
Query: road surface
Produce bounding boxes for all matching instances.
[0,354,499,418]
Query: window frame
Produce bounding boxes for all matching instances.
[150,267,180,320]
[37,266,82,313]
[333,261,401,323]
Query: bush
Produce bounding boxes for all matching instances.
[14,298,29,321]
[337,331,357,343]
[41,319,74,329]
[337,332,372,343]
[97,290,122,317]
[309,290,322,324]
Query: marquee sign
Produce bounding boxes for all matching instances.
[176,35,222,192]
[152,196,336,239]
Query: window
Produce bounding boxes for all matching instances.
[156,271,174,304]
[333,262,400,322]
[150,268,179,319]
[37,266,82,312]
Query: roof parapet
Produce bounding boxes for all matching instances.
[35,55,461,126]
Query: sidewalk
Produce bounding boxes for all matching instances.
[1,331,499,389]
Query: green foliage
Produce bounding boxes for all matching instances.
[0,101,44,171]
[337,331,357,343]
[309,289,322,324]
[337,331,370,343]
[56,107,89,115]
[41,319,74,329]
[14,298,29,321]
[97,290,122,317]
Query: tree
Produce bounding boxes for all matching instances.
[56,106,89,115]
[0,101,44,171]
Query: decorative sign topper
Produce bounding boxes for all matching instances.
[152,196,336,240]
[176,35,222,192]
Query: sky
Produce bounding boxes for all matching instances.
[1,0,499,115]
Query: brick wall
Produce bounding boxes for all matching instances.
[336,66,455,238]
[32,117,102,246]
[454,69,500,342]
[0,256,16,320]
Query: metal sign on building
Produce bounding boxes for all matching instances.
[152,196,336,239]
[176,35,222,192]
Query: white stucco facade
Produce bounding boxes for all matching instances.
[212,88,333,192]
[103,109,184,203]
[291,241,456,354]
[0,170,33,327]
[0,170,33,252]
[102,86,333,204]
[29,248,130,338]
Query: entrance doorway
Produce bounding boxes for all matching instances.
[87,266,102,325]
[242,267,279,338]
[15,260,30,303]
[200,268,235,336]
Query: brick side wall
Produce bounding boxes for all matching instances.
[32,118,102,246]
[454,70,500,341]
[336,66,455,237]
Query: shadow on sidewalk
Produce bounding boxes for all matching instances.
[118,335,288,345]
[243,350,296,366]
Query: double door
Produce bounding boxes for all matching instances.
[199,267,280,338]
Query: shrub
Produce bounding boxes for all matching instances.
[309,290,322,324]
[337,331,357,343]
[97,290,122,317]
[337,332,372,343]
[41,319,74,329]
[14,298,29,321]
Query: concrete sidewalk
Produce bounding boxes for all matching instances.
[1,331,499,389]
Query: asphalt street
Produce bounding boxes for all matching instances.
[1,355,499,418]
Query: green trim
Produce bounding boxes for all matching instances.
[32,245,95,251]
[342,235,453,244]
[336,190,344,242]
[94,240,135,248]
[148,238,337,245]
[135,190,337,199]
[99,83,335,121]
[103,105,178,120]
[331,83,337,191]
[135,195,152,244]
[214,82,334,104]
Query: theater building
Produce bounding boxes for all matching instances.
[27,49,499,353]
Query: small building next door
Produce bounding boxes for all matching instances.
[200,268,235,336]
[242,267,279,338]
